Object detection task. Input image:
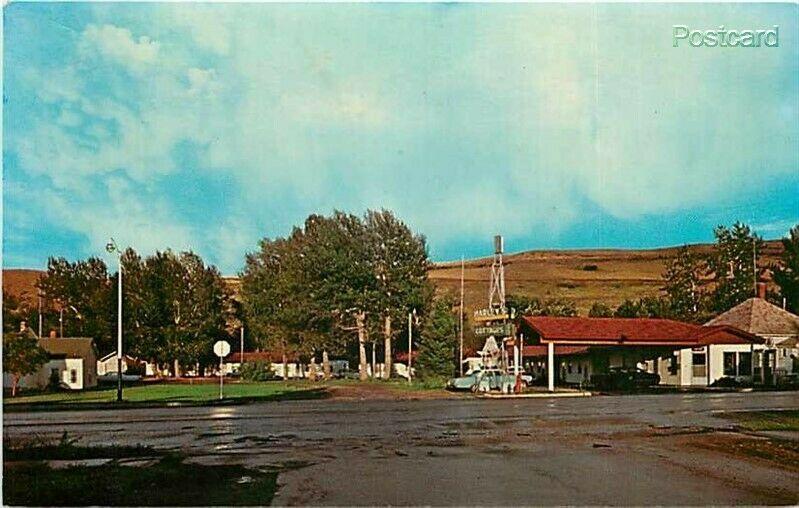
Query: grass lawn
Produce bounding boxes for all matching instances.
[721,410,799,431]
[4,381,326,408]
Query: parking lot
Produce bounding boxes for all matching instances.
[5,390,799,505]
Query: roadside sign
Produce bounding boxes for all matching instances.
[474,323,515,338]
[214,340,231,400]
[214,340,231,357]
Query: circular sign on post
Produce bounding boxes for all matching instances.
[214,340,231,358]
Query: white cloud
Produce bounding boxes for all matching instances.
[80,24,160,72]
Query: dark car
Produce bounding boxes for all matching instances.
[591,367,660,391]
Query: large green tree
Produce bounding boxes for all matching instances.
[364,210,430,379]
[416,296,458,380]
[3,331,49,396]
[662,246,704,321]
[706,222,763,313]
[241,210,432,381]
[772,225,799,313]
[37,257,114,353]
[122,249,231,375]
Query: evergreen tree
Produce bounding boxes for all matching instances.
[772,225,799,313]
[416,297,457,380]
[588,302,613,317]
[506,294,577,317]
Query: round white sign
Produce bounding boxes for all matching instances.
[214,340,231,358]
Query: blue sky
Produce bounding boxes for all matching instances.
[3,2,798,274]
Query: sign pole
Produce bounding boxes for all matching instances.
[408,312,412,384]
[213,340,230,400]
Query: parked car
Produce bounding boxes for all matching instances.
[591,367,660,390]
[447,368,525,392]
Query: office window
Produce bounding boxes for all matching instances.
[668,354,679,375]
[723,352,736,376]
[739,352,752,375]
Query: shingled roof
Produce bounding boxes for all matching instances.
[706,298,799,338]
[38,338,96,359]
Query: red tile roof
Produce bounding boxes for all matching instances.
[518,316,761,346]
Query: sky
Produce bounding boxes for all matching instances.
[3,2,798,274]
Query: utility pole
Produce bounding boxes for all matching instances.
[37,291,43,338]
[459,255,465,376]
[753,237,758,297]
[106,238,124,403]
[240,327,245,365]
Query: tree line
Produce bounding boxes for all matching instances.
[583,223,799,321]
[4,218,798,383]
[3,250,233,376]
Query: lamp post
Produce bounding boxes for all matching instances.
[106,238,123,403]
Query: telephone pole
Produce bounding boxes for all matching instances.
[459,256,465,376]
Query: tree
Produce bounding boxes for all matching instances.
[706,222,763,313]
[773,225,799,313]
[3,291,36,334]
[3,331,49,396]
[38,257,114,353]
[662,246,704,321]
[416,296,458,380]
[588,302,613,317]
[506,294,577,317]
[613,297,672,318]
[122,249,231,376]
[364,210,430,379]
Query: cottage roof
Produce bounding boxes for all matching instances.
[705,298,799,337]
[37,338,96,359]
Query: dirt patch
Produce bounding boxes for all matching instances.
[325,383,455,400]
[690,432,799,472]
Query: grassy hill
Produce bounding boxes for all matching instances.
[4,240,785,347]
[429,240,784,319]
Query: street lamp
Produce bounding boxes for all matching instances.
[106,238,123,402]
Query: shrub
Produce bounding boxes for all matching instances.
[239,360,276,382]
[582,264,599,271]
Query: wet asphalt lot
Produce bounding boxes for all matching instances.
[5,391,799,505]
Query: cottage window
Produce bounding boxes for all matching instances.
[723,352,736,376]
[70,369,77,384]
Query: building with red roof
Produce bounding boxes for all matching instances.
[516,315,762,390]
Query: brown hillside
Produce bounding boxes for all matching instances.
[3,240,784,320]
[2,269,43,305]
[429,241,784,318]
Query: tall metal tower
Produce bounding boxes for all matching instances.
[488,235,506,309]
